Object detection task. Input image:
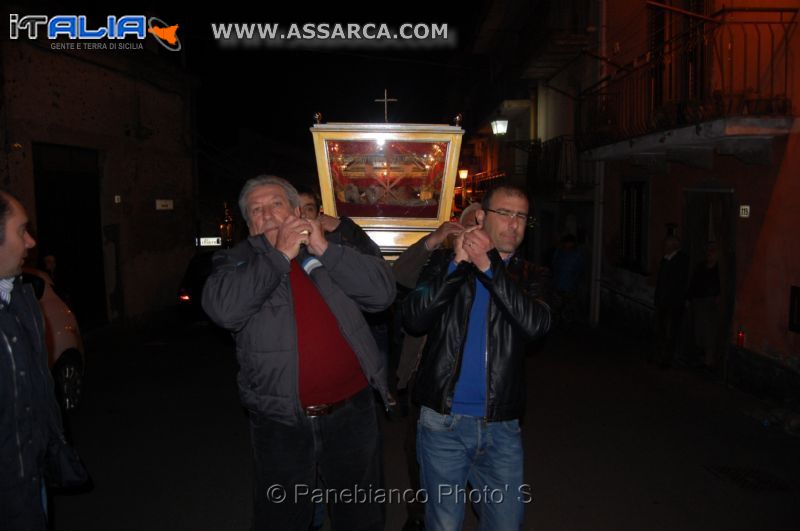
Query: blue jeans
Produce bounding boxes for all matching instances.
[417,406,525,531]
[249,387,384,531]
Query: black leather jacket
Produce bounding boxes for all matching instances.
[403,248,551,421]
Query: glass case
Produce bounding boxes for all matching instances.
[310,122,463,253]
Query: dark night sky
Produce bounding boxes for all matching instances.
[12,1,494,134]
[171,2,490,148]
[11,1,497,183]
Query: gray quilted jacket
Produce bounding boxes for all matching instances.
[202,234,395,425]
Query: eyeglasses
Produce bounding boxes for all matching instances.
[485,208,537,228]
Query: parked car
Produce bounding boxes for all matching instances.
[22,268,84,411]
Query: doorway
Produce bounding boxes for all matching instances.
[683,188,737,367]
[33,144,108,330]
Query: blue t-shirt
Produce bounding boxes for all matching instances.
[448,261,493,416]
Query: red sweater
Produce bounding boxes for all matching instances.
[289,259,368,406]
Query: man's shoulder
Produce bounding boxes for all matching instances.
[331,216,364,237]
[13,280,40,308]
[214,235,265,261]
[333,217,382,257]
[508,254,539,274]
[5,281,44,336]
[337,215,359,228]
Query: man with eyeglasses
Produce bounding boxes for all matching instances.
[403,184,551,530]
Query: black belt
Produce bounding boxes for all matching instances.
[303,398,349,417]
[303,388,367,417]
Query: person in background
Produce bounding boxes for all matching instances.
[653,235,689,368]
[296,185,382,257]
[551,233,585,328]
[39,253,71,304]
[687,241,721,370]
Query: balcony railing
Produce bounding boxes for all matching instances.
[472,169,507,188]
[453,170,507,208]
[578,6,797,148]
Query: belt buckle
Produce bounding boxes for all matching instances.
[305,404,331,417]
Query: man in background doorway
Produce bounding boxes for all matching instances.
[653,235,690,368]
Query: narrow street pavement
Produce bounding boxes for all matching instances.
[53,318,800,530]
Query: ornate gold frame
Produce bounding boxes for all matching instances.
[310,122,464,253]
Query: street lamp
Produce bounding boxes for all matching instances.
[458,169,469,206]
[492,118,538,152]
[490,118,508,135]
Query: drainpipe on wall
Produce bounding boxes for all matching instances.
[589,0,607,327]
[590,161,604,326]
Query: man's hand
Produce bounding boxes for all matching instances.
[452,230,469,265]
[463,227,493,272]
[274,215,313,260]
[318,213,341,233]
[305,217,329,257]
[453,225,481,265]
[425,221,464,251]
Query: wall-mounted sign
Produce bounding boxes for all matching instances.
[739,205,750,218]
[156,199,174,210]
[198,237,222,247]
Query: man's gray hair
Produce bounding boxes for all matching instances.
[238,175,300,225]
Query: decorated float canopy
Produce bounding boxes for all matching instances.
[310,122,464,254]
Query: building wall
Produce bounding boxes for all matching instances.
[599,160,654,335]
[734,134,800,366]
[0,40,196,322]
[601,134,798,363]
[597,0,800,365]
[605,0,650,67]
[731,0,800,366]
[537,83,574,141]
